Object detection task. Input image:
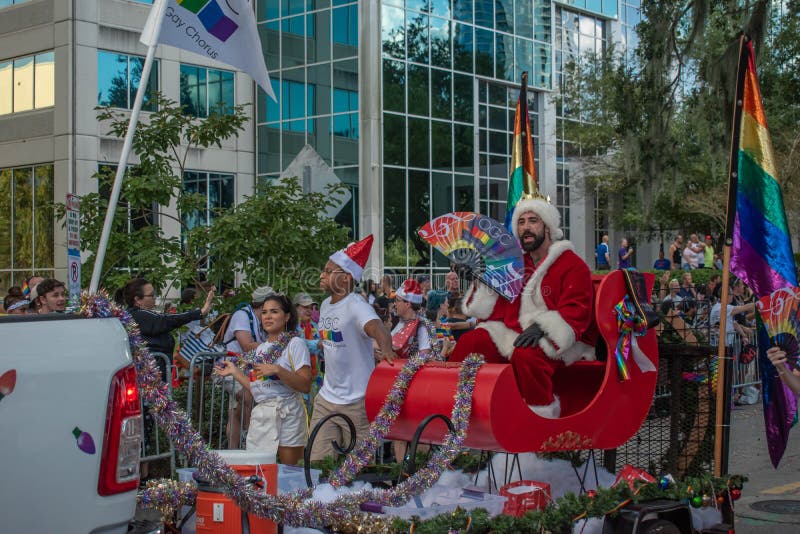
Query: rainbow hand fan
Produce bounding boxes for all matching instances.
[756,286,800,372]
[418,212,524,301]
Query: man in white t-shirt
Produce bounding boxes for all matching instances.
[221,286,272,448]
[309,235,396,461]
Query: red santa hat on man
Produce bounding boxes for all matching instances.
[510,196,564,241]
[329,235,373,281]
[395,279,423,304]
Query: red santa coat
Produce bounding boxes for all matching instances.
[461,240,596,366]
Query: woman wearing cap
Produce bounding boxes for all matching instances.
[294,292,324,402]
[390,279,433,359]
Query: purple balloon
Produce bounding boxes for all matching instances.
[72,426,96,455]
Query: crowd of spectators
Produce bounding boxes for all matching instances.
[2,276,67,315]
[655,233,723,272]
[656,269,757,351]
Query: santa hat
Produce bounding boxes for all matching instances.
[510,196,563,241]
[329,235,373,281]
[395,279,423,304]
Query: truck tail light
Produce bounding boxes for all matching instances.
[98,365,142,496]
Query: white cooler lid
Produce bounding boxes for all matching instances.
[216,449,277,465]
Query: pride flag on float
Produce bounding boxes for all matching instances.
[729,40,797,467]
[141,0,275,100]
[504,72,538,231]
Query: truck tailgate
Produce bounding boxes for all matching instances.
[0,317,138,533]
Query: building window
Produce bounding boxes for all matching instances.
[0,164,54,288]
[180,64,235,117]
[556,7,607,242]
[477,79,540,224]
[182,171,235,230]
[97,51,159,111]
[0,51,54,115]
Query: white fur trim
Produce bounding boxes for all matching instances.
[529,395,560,418]
[330,250,364,281]
[461,282,497,320]
[556,341,596,366]
[518,240,574,329]
[534,310,576,358]
[396,285,422,304]
[511,197,563,241]
[476,322,518,359]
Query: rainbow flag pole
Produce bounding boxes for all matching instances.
[715,36,798,474]
[504,72,539,231]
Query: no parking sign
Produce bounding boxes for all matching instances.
[66,194,81,302]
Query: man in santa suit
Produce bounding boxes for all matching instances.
[448,197,596,417]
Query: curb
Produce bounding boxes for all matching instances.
[735,495,800,525]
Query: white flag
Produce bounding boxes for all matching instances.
[141,0,276,101]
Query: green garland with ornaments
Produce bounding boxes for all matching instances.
[387,472,745,534]
[140,468,744,533]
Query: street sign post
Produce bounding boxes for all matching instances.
[66,194,81,305]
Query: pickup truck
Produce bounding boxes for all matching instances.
[0,314,144,533]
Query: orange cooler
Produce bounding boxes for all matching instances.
[195,450,278,534]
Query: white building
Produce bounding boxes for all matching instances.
[0,0,645,291]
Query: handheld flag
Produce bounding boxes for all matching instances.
[728,39,797,468]
[141,0,276,101]
[504,72,539,231]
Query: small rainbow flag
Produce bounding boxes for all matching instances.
[729,40,797,468]
[504,72,538,232]
[319,329,343,343]
[21,279,29,298]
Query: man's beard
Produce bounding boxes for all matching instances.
[520,231,545,252]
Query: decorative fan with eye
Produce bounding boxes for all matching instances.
[418,212,524,302]
[757,286,800,372]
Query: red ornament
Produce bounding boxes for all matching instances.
[731,488,742,501]
[587,490,597,498]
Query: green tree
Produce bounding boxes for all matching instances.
[57,94,352,301]
[556,0,798,239]
[57,94,249,293]
[206,177,351,301]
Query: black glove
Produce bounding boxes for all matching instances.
[514,323,545,348]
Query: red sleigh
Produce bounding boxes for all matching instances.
[364,270,658,453]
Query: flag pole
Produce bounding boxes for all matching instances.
[714,34,749,477]
[89,1,167,293]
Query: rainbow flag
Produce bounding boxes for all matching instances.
[504,72,538,231]
[729,41,797,467]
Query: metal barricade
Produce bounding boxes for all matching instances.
[141,352,176,477]
[186,351,251,450]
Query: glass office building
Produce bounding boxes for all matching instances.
[257,0,638,275]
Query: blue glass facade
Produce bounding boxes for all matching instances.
[257,0,360,231]
[256,0,626,272]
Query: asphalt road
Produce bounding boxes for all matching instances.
[729,402,800,533]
